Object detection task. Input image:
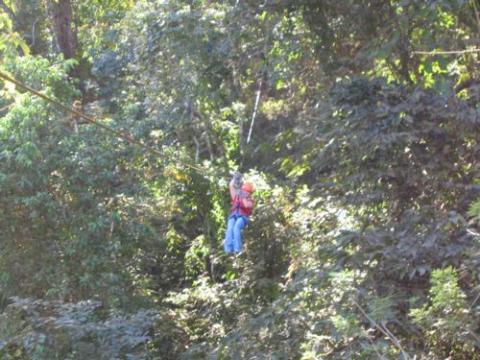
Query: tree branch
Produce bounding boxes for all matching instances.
[31,18,40,48]
[353,299,411,359]
[413,48,480,55]
[471,0,480,39]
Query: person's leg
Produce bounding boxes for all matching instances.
[224,216,236,253]
[233,216,247,253]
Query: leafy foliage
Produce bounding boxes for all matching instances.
[0,297,177,359]
[1,0,480,358]
[411,267,478,359]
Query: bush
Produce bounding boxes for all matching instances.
[410,267,478,359]
[0,297,178,359]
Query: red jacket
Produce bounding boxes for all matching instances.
[230,192,254,217]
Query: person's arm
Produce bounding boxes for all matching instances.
[229,172,242,200]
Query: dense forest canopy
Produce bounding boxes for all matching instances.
[1,0,480,358]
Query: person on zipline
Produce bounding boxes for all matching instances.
[224,172,255,254]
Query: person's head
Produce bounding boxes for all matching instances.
[241,182,255,194]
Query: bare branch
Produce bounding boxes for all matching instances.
[31,18,40,48]
[470,291,480,310]
[353,299,411,360]
[193,136,200,163]
[471,0,480,39]
[413,48,480,55]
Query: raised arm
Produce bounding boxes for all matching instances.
[229,179,238,200]
[229,172,242,200]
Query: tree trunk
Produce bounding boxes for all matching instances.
[48,0,77,59]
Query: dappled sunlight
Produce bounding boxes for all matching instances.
[1,0,480,358]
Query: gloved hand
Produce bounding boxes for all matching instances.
[232,171,242,189]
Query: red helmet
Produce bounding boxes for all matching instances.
[241,182,255,193]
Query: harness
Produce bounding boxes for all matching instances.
[231,194,242,215]
[230,192,253,217]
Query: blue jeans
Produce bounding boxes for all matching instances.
[224,215,248,253]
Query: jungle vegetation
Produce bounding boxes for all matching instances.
[1,0,480,359]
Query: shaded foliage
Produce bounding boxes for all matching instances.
[1,0,480,358]
[0,297,179,359]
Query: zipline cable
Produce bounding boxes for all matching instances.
[246,78,261,145]
[239,78,262,171]
[0,70,204,172]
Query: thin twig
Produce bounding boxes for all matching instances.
[193,136,200,163]
[468,328,480,343]
[353,299,411,360]
[467,228,480,237]
[31,18,40,48]
[360,334,386,360]
[472,0,480,39]
[381,321,406,353]
[0,104,12,113]
[470,291,480,310]
[413,48,480,55]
